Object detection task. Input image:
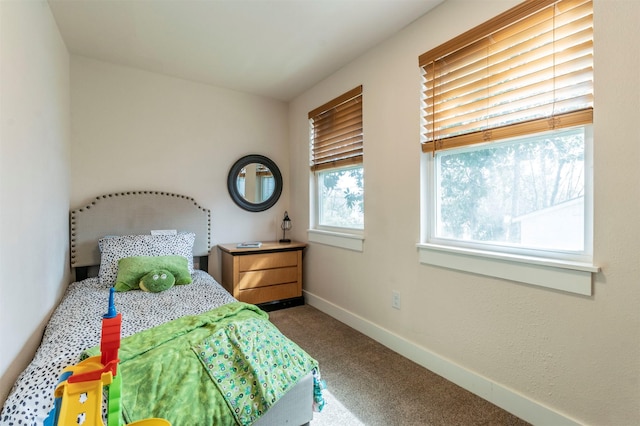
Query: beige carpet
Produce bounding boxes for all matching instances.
[268,305,530,426]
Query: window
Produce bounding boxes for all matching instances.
[317,165,364,229]
[309,86,364,250]
[258,167,275,201]
[418,0,597,294]
[433,126,591,257]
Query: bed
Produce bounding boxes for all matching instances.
[0,191,321,426]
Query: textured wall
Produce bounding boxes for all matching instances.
[289,1,640,424]
[70,57,291,278]
[0,0,71,404]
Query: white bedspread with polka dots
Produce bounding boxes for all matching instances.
[0,270,236,425]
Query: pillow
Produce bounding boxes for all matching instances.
[98,233,195,286]
[114,255,192,292]
[138,269,175,293]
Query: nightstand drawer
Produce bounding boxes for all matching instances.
[238,266,298,290]
[238,251,298,271]
[236,282,300,305]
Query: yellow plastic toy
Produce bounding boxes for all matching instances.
[44,288,170,426]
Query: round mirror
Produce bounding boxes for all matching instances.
[227,154,282,212]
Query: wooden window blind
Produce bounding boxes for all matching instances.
[419,0,593,153]
[309,86,363,172]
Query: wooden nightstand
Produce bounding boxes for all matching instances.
[218,241,306,309]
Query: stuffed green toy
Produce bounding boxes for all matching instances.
[114,255,192,292]
[138,269,176,293]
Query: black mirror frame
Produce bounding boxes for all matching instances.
[227,154,283,212]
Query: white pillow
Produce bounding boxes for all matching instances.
[98,233,195,286]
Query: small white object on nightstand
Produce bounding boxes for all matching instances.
[237,241,262,248]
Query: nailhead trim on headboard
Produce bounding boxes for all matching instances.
[70,191,211,267]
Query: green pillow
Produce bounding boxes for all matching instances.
[139,269,175,293]
[114,255,192,292]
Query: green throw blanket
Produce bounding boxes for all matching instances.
[82,302,324,426]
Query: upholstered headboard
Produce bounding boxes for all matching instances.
[70,191,211,274]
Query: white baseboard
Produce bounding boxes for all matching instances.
[304,290,581,426]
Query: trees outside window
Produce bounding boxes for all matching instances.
[318,165,364,229]
[434,127,587,253]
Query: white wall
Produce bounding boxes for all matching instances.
[289,1,640,425]
[70,57,291,279]
[0,0,71,403]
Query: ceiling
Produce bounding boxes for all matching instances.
[48,0,443,101]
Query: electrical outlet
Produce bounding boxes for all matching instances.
[392,291,401,310]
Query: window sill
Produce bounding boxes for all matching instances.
[308,229,364,252]
[417,243,599,296]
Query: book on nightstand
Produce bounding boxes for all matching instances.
[236,241,262,248]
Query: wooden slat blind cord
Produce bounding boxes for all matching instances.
[310,86,363,172]
[419,0,593,154]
